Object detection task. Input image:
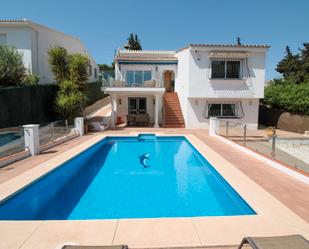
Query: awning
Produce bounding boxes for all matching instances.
[118,61,177,65]
[209,51,249,58]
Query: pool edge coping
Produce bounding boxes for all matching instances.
[0,132,308,248]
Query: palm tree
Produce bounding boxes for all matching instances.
[48,46,69,84]
[68,53,89,87]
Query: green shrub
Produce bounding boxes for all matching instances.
[263,81,309,115]
[54,80,87,122]
[22,74,40,86]
[0,45,25,87]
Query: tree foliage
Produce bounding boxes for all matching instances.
[54,80,87,122]
[48,46,69,83]
[48,46,89,86]
[276,43,309,83]
[98,63,114,72]
[22,74,40,86]
[0,45,25,87]
[263,80,309,115]
[48,46,90,121]
[68,53,89,87]
[126,33,142,50]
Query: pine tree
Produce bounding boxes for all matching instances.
[276,46,302,83]
[126,33,142,50]
[299,42,309,81]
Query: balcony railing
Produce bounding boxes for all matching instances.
[102,79,163,88]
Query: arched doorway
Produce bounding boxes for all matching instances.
[163,70,175,92]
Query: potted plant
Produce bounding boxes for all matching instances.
[265,126,276,137]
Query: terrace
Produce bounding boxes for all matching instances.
[0,127,308,249]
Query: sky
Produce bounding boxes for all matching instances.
[1,0,309,80]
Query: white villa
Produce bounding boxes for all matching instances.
[0,19,99,84]
[102,43,269,129]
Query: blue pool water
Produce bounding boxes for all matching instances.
[0,132,21,146]
[0,135,255,220]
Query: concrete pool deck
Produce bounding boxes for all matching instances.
[0,129,308,249]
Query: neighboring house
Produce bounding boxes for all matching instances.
[0,19,99,84]
[103,43,269,129]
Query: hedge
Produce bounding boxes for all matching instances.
[84,81,107,105]
[263,83,309,115]
[0,82,107,128]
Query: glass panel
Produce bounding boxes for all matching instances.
[126,71,134,85]
[0,128,24,158]
[0,34,7,45]
[135,71,143,84]
[128,98,137,114]
[208,104,221,117]
[144,71,152,82]
[138,98,147,114]
[222,104,236,117]
[226,61,240,78]
[211,61,225,78]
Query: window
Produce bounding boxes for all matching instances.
[208,103,236,118]
[125,71,152,85]
[0,34,7,45]
[88,64,92,76]
[128,98,147,114]
[211,60,241,79]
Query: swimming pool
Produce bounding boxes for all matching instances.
[0,134,255,220]
[0,132,21,146]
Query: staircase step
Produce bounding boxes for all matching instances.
[163,92,185,128]
[163,124,185,128]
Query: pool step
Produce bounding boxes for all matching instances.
[138,134,157,140]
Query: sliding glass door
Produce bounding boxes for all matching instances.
[128,98,147,114]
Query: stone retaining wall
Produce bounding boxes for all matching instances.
[259,105,309,134]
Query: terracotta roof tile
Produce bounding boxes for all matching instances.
[177,43,270,52]
[0,19,27,23]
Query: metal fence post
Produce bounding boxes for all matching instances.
[225,120,229,137]
[271,135,277,159]
[243,124,247,146]
[50,122,54,139]
[65,120,69,136]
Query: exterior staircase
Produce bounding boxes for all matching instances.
[163,92,185,128]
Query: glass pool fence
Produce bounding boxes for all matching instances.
[216,119,309,174]
[0,120,77,161]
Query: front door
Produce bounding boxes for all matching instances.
[128,97,147,114]
[164,71,174,92]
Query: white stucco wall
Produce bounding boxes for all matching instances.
[175,46,267,129]
[32,23,98,84]
[180,47,267,99]
[175,49,190,121]
[0,26,35,74]
[0,22,99,84]
[185,98,259,129]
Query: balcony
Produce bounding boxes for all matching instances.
[102,79,162,88]
[101,79,165,95]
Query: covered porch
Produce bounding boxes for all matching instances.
[104,88,165,128]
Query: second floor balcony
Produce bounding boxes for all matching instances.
[102,70,176,91]
[102,79,163,88]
